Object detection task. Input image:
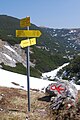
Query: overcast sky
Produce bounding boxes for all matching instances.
[0,0,80,28]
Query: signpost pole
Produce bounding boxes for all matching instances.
[26,26,30,112]
[16,16,42,112]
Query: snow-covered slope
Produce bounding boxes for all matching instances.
[0,69,53,91]
[42,63,69,79]
[0,67,80,91]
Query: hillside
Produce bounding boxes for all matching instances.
[0,86,80,120]
[0,15,80,77]
[0,15,80,55]
[0,86,50,120]
[57,55,80,84]
[0,15,70,76]
[40,27,80,56]
[0,63,80,120]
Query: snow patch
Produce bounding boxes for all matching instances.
[0,69,53,91]
[0,63,80,91]
[4,45,16,53]
[42,63,69,80]
[3,53,16,62]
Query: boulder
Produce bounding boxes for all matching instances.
[46,80,78,110]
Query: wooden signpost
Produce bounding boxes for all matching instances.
[16,16,42,112]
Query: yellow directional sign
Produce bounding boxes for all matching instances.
[20,38,36,48]
[16,30,42,37]
[20,17,30,27]
[30,38,36,46]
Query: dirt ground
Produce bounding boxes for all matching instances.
[0,86,51,120]
[0,86,80,120]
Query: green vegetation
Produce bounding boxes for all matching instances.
[30,46,69,73]
[65,55,80,78]
[0,15,79,55]
[30,67,41,78]
[0,15,41,45]
[57,55,80,81]
[0,15,20,45]
[1,63,26,75]
[69,56,80,74]
[1,15,79,77]
[1,63,41,77]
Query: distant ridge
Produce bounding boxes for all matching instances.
[0,15,80,77]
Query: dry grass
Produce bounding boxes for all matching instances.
[0,86,50,120]
[0,87,80,120]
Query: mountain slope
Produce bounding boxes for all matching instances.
[40,27,80,56]
[0,15,80,56]
[0,15,70,76]
[57,55,80,84]
[0,69,80,119]
[0,15,80,77]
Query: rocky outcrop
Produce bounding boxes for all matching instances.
[0,39,35,67]
[46,80,78,110]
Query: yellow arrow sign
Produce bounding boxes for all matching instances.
[16,30,42,37]
[20,17,30,27]
[30,38,36,46]
[20,38,36,48]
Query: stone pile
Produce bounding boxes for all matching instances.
[46,80,78,110]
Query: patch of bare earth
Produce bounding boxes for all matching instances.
[0,86,51,120]
[0,86,80,120]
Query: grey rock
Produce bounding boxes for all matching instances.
[0,39,35,68]
[46,80,78,110]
